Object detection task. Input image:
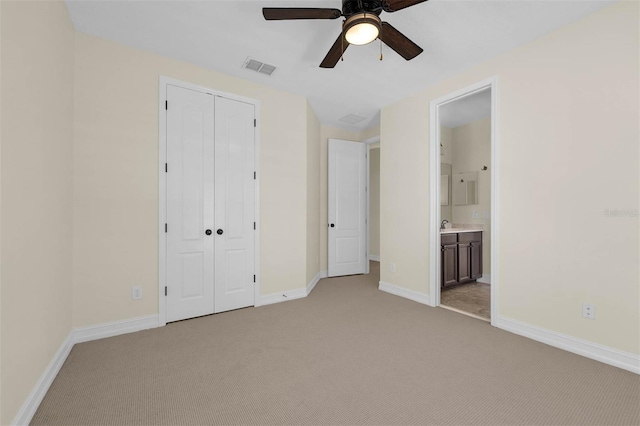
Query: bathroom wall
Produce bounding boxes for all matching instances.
[440,126,453,223]
[451,118,491,276]
[440,163,452,223]
[440,125,452,164]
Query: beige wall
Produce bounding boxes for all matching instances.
[360,126,381,142]
[0,1,75,423]
[369,148,380,257]
[381,1,639,354]
[306,103,321,284]
[72,32,310,326]
[451,118,491,275]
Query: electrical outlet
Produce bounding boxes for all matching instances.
[582,303,595,319]
[472,211,479,219]
[483,211,490,219]
[390,263,396,273]
[132,286,143,300]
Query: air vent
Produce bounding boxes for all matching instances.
[242,58,277,77]
[338,114,367,125]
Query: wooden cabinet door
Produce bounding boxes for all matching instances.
[470,241,482,280]
[457,243,471,283]
[442,244,458,287]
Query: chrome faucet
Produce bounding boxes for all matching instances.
[440,219,449,230]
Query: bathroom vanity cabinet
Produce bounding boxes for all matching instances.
[441,231,482,288]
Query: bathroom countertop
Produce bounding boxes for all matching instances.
[440,228,483,234]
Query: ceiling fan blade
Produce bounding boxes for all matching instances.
[383,0,428,12]
[379,22,423,60]
[320,32,350,68]
[263,8,342,20]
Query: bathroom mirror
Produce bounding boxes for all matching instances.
[453,171,478,205]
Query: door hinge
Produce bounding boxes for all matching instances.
[165,223,167,233]
[253,275,256,283]
[253,171,256,180]
[165,286,167,296]
[165,163,168,173]
[165,100,168,110]
[253,222,256,230]
[254,119,256,127]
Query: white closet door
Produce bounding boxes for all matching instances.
[166,85,215,322]
[328,138,366,277]
[214,96,256,313]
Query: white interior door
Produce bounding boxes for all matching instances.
[328,138,367,277]
[214,96,256,313]
[166,85,215,322]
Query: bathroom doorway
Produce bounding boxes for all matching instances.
[429,78,498,324]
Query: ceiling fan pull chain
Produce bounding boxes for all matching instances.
[341,27,344,62]
[380,39,383,61]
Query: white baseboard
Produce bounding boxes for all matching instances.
[73,314,159,344]
[477,274,491,284]
[368,255,380,262]
[12,331,74,426]
[258,270,328,307]
[378,281,431,306]
[14,315,160,424]
[306,271,321,295]
[495,315,639,374]
[256,288,307,306]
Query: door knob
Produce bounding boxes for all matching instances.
[216,229,224,235]
[330,223,335,228]
[205,229,212,235]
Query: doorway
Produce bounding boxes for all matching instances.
[158,77,261,326]
[327,138,367,277]
[429,77,499,324]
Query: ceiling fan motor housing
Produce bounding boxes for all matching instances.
[342,0,384,17]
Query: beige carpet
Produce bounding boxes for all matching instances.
[441,282,491,320]
[33,262,639,425]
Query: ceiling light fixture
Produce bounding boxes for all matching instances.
[343,13,381,46]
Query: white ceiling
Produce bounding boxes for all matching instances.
[65,0,615,131]
[440,88,490,128]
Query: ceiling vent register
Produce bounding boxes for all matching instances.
[339,114,367,125]
[242,58,277,76]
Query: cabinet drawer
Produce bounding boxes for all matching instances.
[441,234,457,245]
[458,231,482,243]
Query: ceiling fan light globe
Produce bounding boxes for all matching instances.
[346,23,379,45]
[343,13,381,46]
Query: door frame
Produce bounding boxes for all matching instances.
[428,76,499,325]
[158,76,261,327]
[364,135,380,274]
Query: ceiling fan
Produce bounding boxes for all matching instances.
[263,0,427,68]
